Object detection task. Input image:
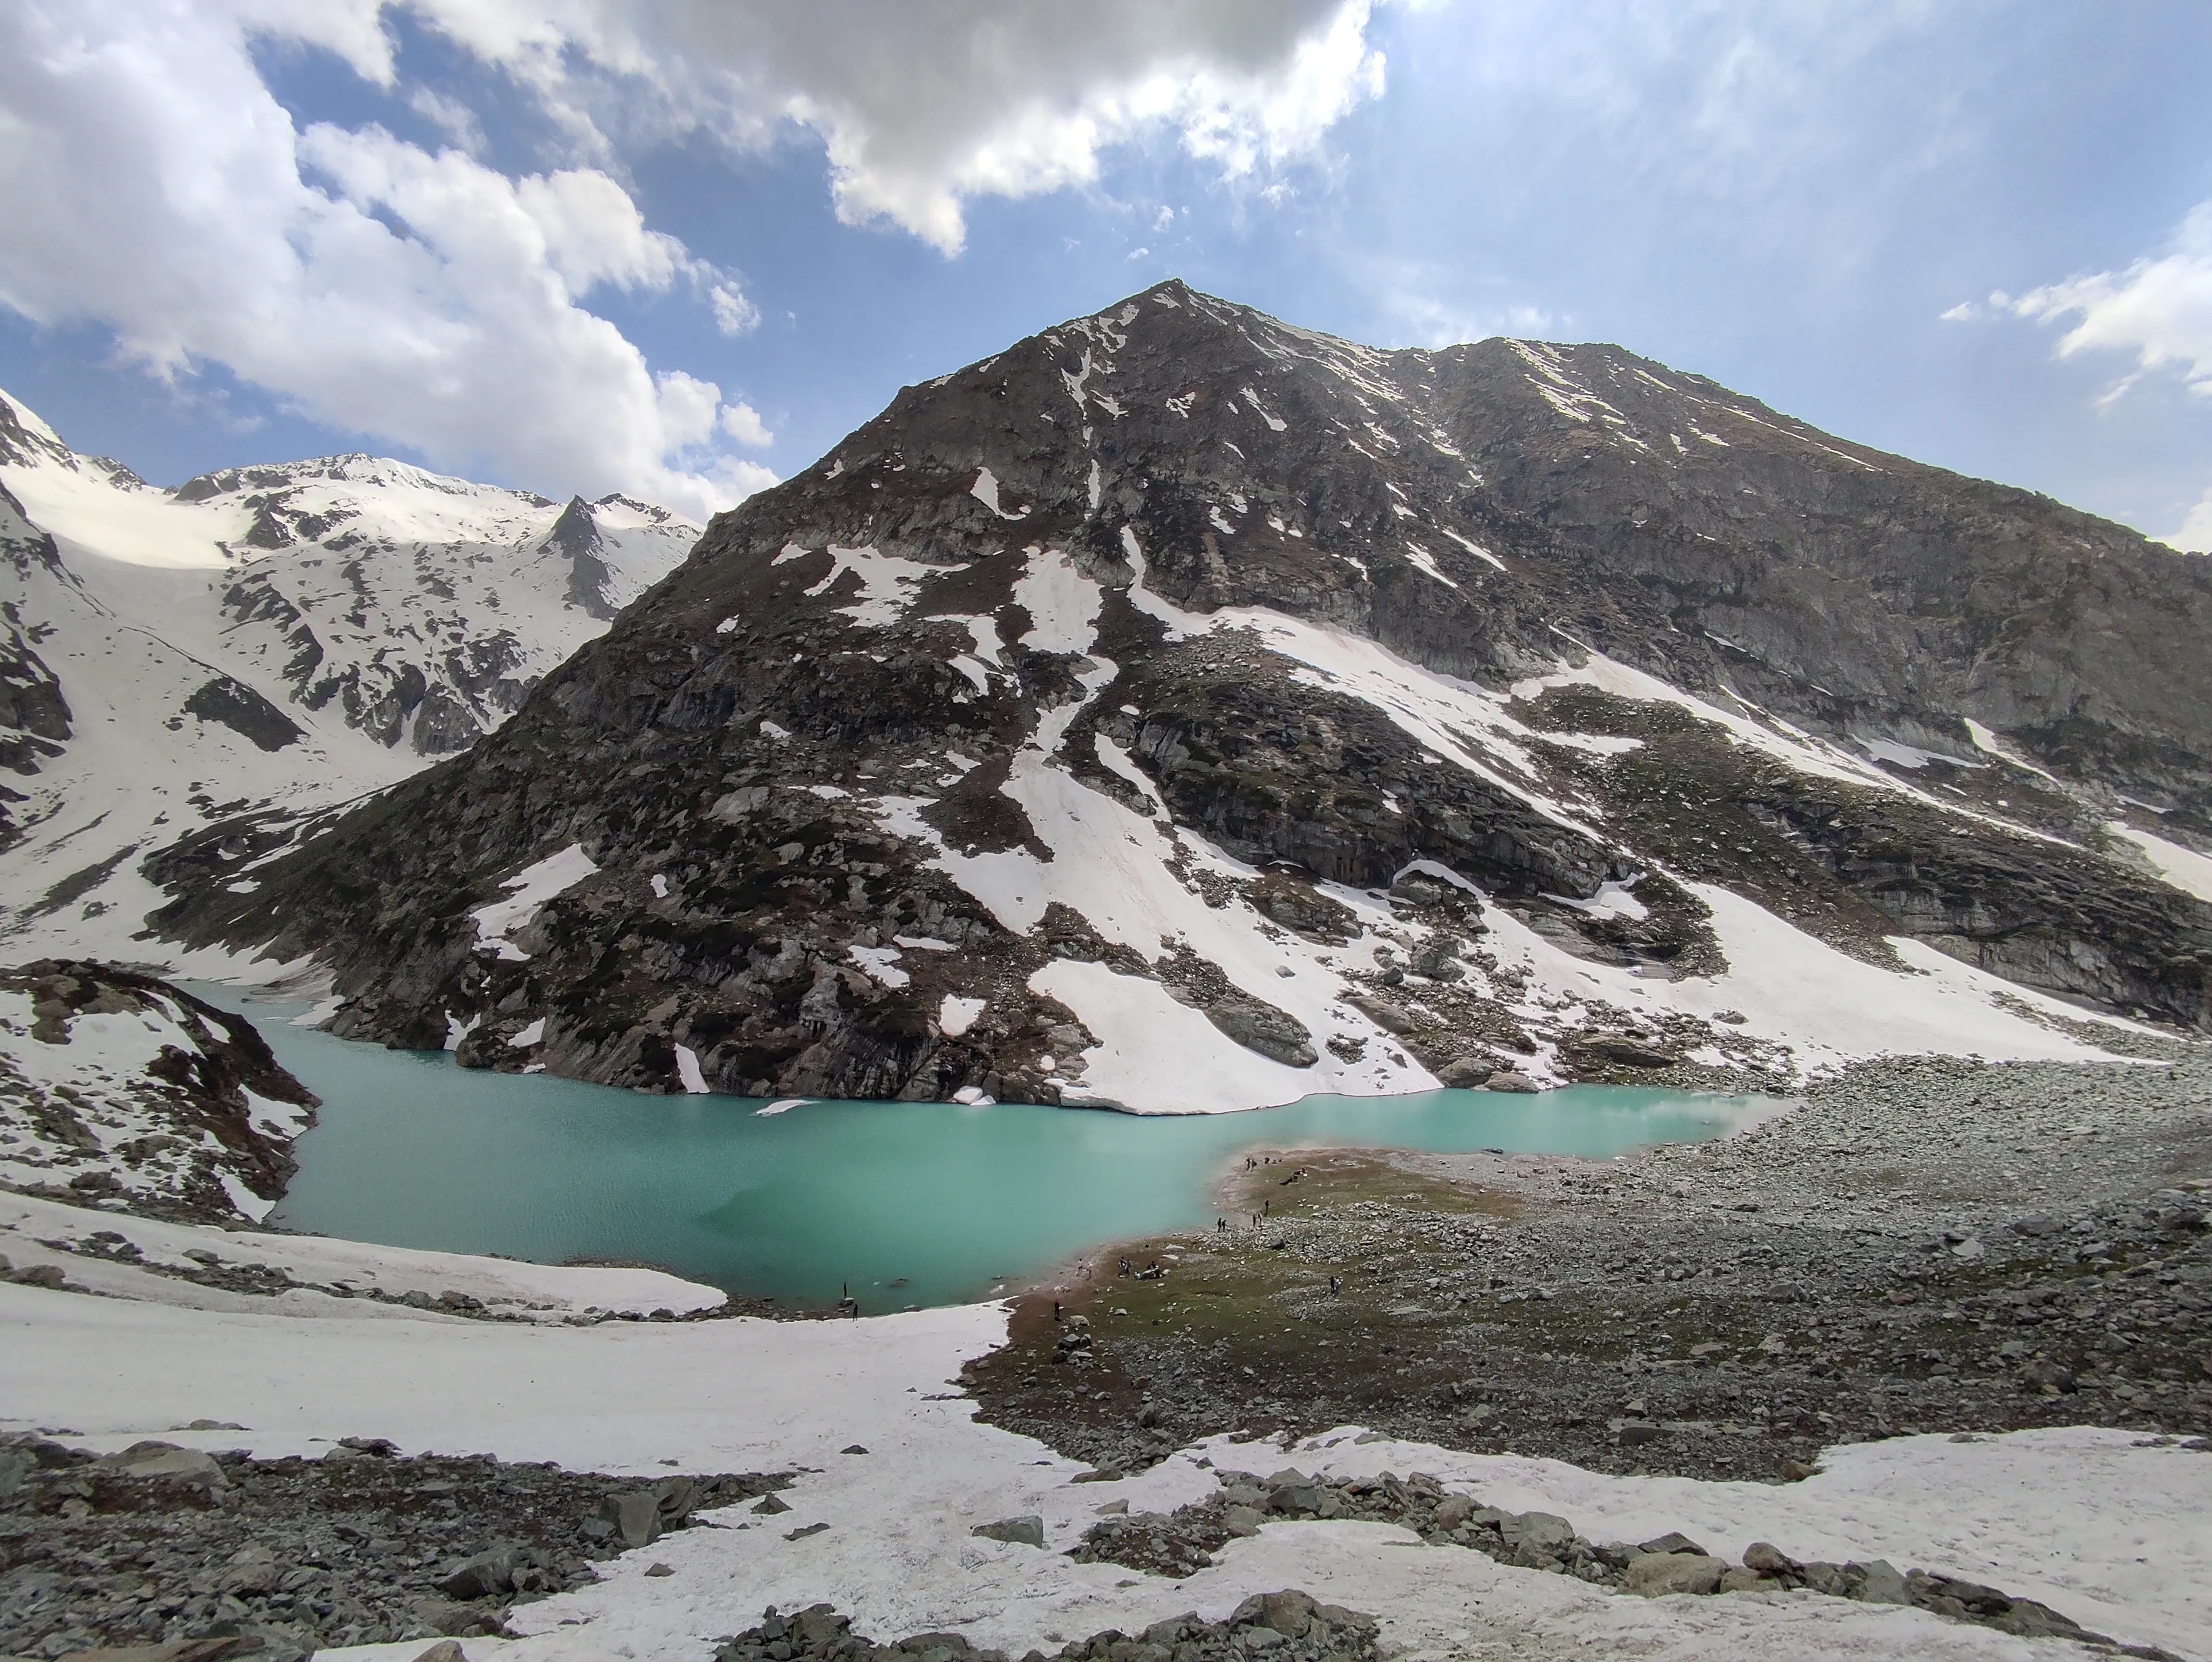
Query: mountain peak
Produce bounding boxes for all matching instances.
[161,285,2212,1112]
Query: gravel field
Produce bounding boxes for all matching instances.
[966,1050,2212,1483]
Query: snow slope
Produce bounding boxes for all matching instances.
[3,1255,2202,1661]
[0,386,699,961]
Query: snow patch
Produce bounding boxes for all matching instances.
[938,996,985,1037]
[674,1044,710,1095]
[2109,823,2212,903]
[471,844,598,961]
[850,946,910,989]
[970,468,1030,521]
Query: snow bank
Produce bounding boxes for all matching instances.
[0,1192,722,1319]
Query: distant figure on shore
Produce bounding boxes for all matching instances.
[1329,1275,1341,1295]
[1053,1300,1063,1322]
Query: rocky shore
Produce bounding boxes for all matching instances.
[965,1052,2212,1483]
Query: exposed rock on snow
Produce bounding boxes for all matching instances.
[153,283,2211,1109]
[0,961,316,1224]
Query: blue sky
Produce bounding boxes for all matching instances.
[3,1,2209,545]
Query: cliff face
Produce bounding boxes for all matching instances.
[154,284,2212,1111]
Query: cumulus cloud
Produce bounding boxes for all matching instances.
[0,0,772,518]
[2163,488,2212,554]
[719,401,774,447]
[2010,200,2212,403]
[408,0,1387,253]
[0,1,1384,514]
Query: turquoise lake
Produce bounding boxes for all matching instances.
[196,985,1770,1311]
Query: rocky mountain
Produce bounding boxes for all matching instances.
[0,958,318,1225]
[155,283,2212,1112]
[0,389,699,959]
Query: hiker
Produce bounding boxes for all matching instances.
[1053,1300,1063,1322]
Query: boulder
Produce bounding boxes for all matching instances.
[1742,1541,1799,1576]
[1232,1591,1318,1638]
[103,1441,227,1490]
[1498,1511,1575,1555]
[970,1515,1045,1547]
[1575,1033,1680,1068]
[1343,992,1418,1036]
[1624,1552,1726,1596]
[1849,1559,1911,1605]
[1486,1071,1540,1093]
[1204,994,1317,1068]
[1435,1057,1494,1089]
[598,1490,662,1549]
[435,1545,531,1601]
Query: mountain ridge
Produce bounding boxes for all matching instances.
[0,386,701,962]
[146,281,2212,1110]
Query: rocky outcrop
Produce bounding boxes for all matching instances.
[0,961,318,1224]
[149,283,2212,1106]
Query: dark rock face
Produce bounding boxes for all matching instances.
[0,961,318,1224]
[547,493,619,621]
[179,677,303,753]
[1446,339,2212,820]
[154,283,2212,1103]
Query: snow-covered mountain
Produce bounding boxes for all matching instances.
[0,388,699,959]
[159,285,2212,1108]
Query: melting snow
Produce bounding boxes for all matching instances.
[803,546,943,629]
[470,844,598,963]
[850,946,910,989]
[938,994,985,1037]
[1401,544,1460,590]
[674,1045,710,1095]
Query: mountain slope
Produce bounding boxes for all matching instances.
[157,283,2212,1110]
[0,389,699,960]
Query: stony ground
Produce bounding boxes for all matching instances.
[1066,1462,2191,1657]
[965,1052,2212,1483]
[0,1435,787,1660]
[713,1591,1382,1662]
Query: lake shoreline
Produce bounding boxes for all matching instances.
[960,1050,2212,1485]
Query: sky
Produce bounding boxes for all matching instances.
[1,1,2209,548]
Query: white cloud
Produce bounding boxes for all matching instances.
[407,0,1387,254]
[407,85,487,154]
[2163,487,2212,554]
[0,1,1387,517]
[709,282,760,337]
[0,0,769,520]
[2010,200,2212,401]
[719,401,774,447]
[1153,204,1176,231]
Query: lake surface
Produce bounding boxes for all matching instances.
[196,985,1771,1311]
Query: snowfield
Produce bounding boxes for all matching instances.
[0,386,697,963]
[1,1244,2203,1662]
